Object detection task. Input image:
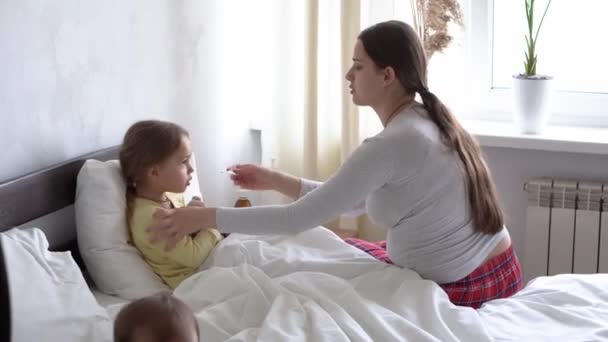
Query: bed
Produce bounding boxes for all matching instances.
[1,147,608,342]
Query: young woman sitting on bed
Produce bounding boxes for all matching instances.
[119,120,222,289]
[149,20,523,308]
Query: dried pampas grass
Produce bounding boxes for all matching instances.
[411,0,464,59]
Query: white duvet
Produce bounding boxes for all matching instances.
[5,227,608,341]
[478,273,608,341]
[168,228,490,341]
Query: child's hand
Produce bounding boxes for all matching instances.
[187,196,206,208]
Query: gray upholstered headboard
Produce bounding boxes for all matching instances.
[0,146,120,253]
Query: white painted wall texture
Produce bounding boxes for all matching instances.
[0,1,176,180]
[0,0,285,206]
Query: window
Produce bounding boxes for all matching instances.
[492,0,608,94]
[467,0,608,126]
[359,0,608,128]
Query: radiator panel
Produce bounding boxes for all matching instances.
[548,208,575,275]
[523,178,553,282]
[524,178,604,280]
[573,210,600,274]
[523,206,550,282]
[573,182,602,274]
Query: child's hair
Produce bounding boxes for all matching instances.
[113,292,199,342]
[119,120,189,225]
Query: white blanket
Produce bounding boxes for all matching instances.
[8,227,608,341]
[169,227,608,341]
[478,273,608,341]
[165,227,492,341]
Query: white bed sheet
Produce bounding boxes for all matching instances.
[97,228,492,341]
[171,228,490,341]
[91,287,129,308]
[478,273,608,341]
[10,226,608,341]
[172,228,608,341]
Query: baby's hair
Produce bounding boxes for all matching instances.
[119,120,189,226]
[113,291,199,342]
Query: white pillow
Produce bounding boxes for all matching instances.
[75,156,203,299]
[1,227,112,341]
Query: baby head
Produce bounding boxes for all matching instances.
[113,292,199,342]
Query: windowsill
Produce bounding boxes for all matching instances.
[461,119,608,155]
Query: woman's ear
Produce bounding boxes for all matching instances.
[383,66,397,86]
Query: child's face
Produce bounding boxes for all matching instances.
[154,136,194,193]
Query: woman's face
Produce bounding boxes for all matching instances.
[345,39,386,106]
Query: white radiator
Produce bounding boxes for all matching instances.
[523,178,607,282]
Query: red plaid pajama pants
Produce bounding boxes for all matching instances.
[344,238,523,309]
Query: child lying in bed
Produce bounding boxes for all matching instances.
[114,291,199,342]
[119,120,222,289]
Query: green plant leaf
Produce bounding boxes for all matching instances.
[528,0,534,38]
[533,0,552,46]
[521,0,551,76]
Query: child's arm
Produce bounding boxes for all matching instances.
[159,228,222,268]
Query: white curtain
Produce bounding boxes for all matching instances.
[252,0,362,231]
[258,1,361,206]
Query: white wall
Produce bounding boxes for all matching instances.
[0,0,175,180]
[176,0,284,206]
[483,146,608,279]
[0,0,289,206]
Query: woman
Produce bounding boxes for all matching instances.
[150,20,522,308]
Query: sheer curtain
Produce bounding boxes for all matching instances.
[259,0,361,221]
[271,0,360,179]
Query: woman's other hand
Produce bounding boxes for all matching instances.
[226,164,275,191]
[148,207,217,250]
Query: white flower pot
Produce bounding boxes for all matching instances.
[512,75,554,134]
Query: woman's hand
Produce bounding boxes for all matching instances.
[227,164,275,191]
[228,164,302,199]
[148,207,217,250]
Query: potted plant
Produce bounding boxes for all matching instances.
[512,0,553,134]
